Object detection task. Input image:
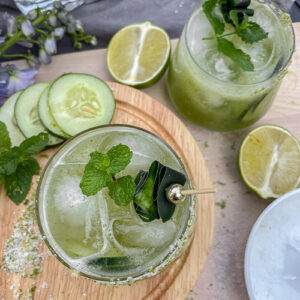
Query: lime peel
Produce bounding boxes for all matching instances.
[239,125,300,199]
[107,21,171,88]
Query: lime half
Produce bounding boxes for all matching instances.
[239,125,300,199]
[107,21,171,88]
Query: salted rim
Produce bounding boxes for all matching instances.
[184,0,295,87]
[244,188,300,299]
[36,124,196,285]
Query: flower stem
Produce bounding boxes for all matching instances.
[20,38,40,46]
[1,53,28,59]
[0,12,49,56]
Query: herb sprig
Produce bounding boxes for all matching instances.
[80,144,136,206]
[80,144,187,223]
[202,0,268,71]
[0,121,48,204]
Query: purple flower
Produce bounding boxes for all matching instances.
[27,9,38,21]
[17,40,33,48]
[0,66,9,106]
[26,54,41,69]
[5,15,16,37]
[0,65,37,105]
[44,35,57,55]
[0,36,5,46]
[48,14,57,27]
[53,27,65,40]
[39,48,51,64]
[6,65,37,95]
[20,19,35,38]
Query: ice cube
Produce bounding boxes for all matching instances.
[113,218,177,249]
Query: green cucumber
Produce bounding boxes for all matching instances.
[14,83,64,146]
[0,91,25,146]
[48,73,116,136]
[38,85,69,139]
[87,256,134,271]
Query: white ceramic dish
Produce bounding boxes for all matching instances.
[245,189,300,300]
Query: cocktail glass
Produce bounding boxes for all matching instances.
[167,0,295,131]
[36,125,196,285]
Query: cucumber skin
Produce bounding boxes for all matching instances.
[47,73,116,136]
[14,82,64,147]
[38,86,69,139]
[0,91,25,146]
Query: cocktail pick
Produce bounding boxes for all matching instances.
[166,184,216,204]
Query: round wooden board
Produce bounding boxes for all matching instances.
[0,82,214,300]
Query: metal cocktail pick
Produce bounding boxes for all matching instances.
[166,184,216,204]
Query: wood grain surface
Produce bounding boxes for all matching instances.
[0,82,214,300]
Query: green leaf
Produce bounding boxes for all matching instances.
[19,132,49,156]
[0,148,20,175]
[0,173,4,186]
[22,157,41,175]
[80,165,110,196]
[88,152,110,171]
[156,166,186,223]
[107,144,133,174]
[203,0,225,35]
[0,121,11,155]
[237,21,268,44]
[4,159,39,205]
[108,175,136,206]
[217,38,254,71]
[229,10,239,27]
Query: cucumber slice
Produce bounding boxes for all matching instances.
[48,73,115,136]
[38,86,69,139]
[14,83,64,146]
[87,256,134,271]
[0,91,25,146]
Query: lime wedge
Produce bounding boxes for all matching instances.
[239,125,300,199]
[107,21,171,88]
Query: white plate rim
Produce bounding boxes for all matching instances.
[244,188,300,300]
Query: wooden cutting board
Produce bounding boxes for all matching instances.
[0,81,214,300]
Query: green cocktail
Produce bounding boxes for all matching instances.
[36,125,195,284]
[167,0,294,131]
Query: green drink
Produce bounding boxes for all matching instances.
[167,0,294,131]
[36,125,195,284]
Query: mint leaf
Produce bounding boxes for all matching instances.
[217,38,254,71]
[19,132,49,156]
[0,173,4,186]
[80,165,110,196]
[107,144,133,174]
[0,148,20,175]
[203,0,225,35]
[108,175,135,206]
[0,121,11,155]
[229,9,240,27]
[88,152,110,171]
[4,158,39,205]
[237,21,268,44]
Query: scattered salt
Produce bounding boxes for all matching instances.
[1,193,44,278]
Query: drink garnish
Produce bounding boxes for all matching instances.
[80,144,136,206]
[0,121,48,204]
[80,145,187,223]
[134,161,186,223]
[202,0,268,71]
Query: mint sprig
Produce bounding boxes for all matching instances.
[202,0,268,71]
[0,121,49,205]
[80,144,135,206]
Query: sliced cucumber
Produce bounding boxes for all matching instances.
[38,85,69,139]
[0,91,25,146]
[14,83,64,146]
[48,73,115,136]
